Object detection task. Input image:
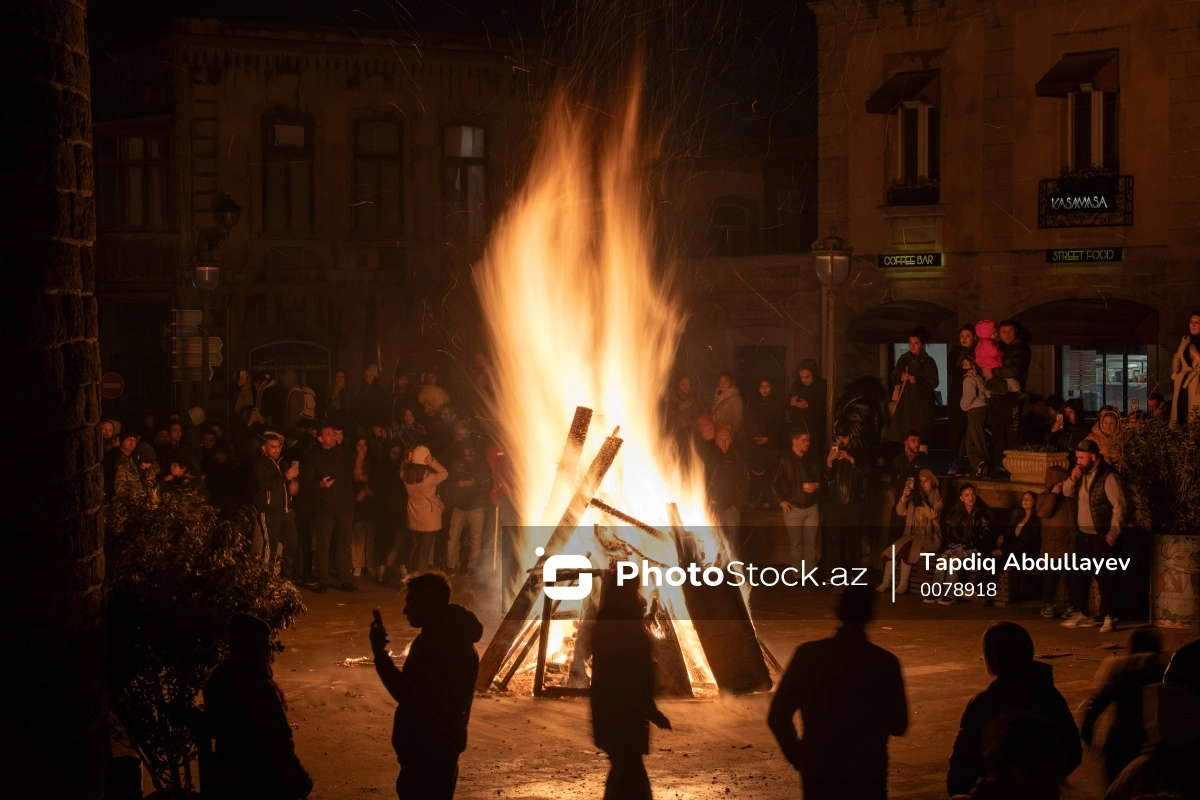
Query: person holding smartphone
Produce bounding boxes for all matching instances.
[302,424,356,593]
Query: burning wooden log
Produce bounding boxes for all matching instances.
[539,406,593,524]
[647,592,699,699]
[667,503,774,695]
[475,429,624,692]
[589,498,668,541]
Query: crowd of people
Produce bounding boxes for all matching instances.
[102,360,506,593]
[205,582,1200,800]
[101,312,1200,799]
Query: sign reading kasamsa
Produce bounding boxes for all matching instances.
[1049,194,1110,211]
[1038,174,1133,228]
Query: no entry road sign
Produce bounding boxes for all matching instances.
[100,372,124,400]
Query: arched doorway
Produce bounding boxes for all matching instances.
[248,340,333,390]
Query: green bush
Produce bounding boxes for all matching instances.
[1014,443,1060,453]
[1112,416,1200,535]
[105,493,305,796]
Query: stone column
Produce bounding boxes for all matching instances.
[0,1,107,797]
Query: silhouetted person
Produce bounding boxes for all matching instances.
[947,622,1081,797]
[768,585,907,800]
[1105,638,1200,800]
[949,712,1066,800]
[1080,627,1168,785]
[202,614,311,800]
[370,572,483,800]
[590,570,672,800]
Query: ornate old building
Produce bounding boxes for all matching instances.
[93,16,537,418]
[810,0,1200,410]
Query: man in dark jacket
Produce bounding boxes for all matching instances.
[773,429,824,571]
[445,443,493,577]
[355,365,390,434]
[252,433,300,578]
[824,426,868,574]
[947,622,1082,796]
[370,573,483,800]
[769,586,907,800]
[984,320,1032,472]
[302,425,356,593]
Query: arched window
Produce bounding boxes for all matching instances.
[710,204,750,256]
[354,118,403,235]
[443,124,486,239]
[262,112,314,235]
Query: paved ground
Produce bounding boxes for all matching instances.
[267,575,1196,800]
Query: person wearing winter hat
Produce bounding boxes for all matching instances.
[1061,439,1126,632]
[402,445,449,572]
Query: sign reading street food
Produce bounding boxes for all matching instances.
[1046,248,1123,263]
[878,252,943,268]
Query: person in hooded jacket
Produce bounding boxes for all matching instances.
[370,572,482,800]
[1045,398,1091,453]
[202,614,311,800]
[1085,407,1122,461]
[834,377,887,463]
[946,622,1081,797]
[744,378,787,507]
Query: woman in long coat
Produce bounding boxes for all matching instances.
[885,328,940,445]
[1170,311,1200,428]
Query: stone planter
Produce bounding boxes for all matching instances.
[1001,449,1071,485]
[1153,534,1200,629]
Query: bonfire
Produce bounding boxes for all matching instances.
[473,83,777,698]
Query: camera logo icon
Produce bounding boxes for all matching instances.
[538,547,593,600]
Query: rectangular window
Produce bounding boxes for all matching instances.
[443,125,486,239]
[1059,345,1146,411]
[354,119,403,236]
[899,103,938,182]
[97,134,168,229]
[1069,90,1119,171]
[262,118,314,235]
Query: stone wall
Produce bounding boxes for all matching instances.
[0,0,107,796]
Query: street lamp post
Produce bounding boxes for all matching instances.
[192,262,220,409]
[192,194,241,414]
[812,229,853,437]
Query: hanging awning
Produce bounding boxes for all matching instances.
[846,300,958,344]
[1035,49,1119,97]
[865,70,941,114]
[1012,299,1156,346]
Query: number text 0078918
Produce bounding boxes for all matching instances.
[920,581,998,598]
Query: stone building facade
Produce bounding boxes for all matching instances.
[810,0,1200,412]
[93,18,536,419]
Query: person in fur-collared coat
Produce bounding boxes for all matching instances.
[1169,312,1200,428]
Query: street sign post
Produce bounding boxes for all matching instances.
[100,372,124,400]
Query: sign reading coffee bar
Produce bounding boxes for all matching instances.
[878,252,943,268]
[1046,248,1123,264]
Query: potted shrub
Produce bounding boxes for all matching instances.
[105,493,306,797]
[1113,417,1200,628]
[1002,443,1071,485]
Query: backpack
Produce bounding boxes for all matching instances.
[291,386,317,420]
